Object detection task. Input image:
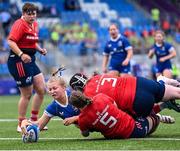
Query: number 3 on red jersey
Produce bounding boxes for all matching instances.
[101,78,117,87]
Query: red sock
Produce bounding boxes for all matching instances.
[18,117,26,127]
[152,104,161,114]
[30,110,39,121]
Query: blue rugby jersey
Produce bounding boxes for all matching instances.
[152,42,174,72]
[103,34,132,73]
[44,88,80,119]
[103,34,132,63]
[152,42,174,64]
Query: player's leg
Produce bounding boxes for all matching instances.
[163,100,180,112]
[139,77,180,108]
[162,85,180,101]
[152,103,175,124]
[129,117,150,138]
[151,83,180,113]
[155,64,162,79]
[156,113,175,124]
[18,86,33,132]
[31,73,46,122]
[129,114,160,138]
[133,77,179,117]
[119,64,131,77]
[157,74,180,87]
[108,61,121,76]
[133,77,158,117]
[108,70,120,76]
[155,72,161,79]
[7,58,34,132]
[146,114,160,135]
[156,73,180,112]
[162,69,172,79]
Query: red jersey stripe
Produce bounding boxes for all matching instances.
[16,62,22,77]
[16,62,25,77]
[19,62,25,77]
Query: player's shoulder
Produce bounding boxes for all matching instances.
[164,42,172,47]
[119,34,128,40]
[105,39,112,46]
[13,18,24,26]
[93,93,109,101]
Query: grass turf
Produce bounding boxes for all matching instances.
[0,95,180,150]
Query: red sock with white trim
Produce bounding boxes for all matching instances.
[30,110,39,121]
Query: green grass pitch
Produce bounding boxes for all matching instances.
[0,95,180,150]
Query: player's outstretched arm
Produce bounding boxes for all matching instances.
[38,113,51,130]
[63,116,79,126]
[148,49,154,59]
[21,113,51,135]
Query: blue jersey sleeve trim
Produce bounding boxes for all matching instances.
[103,52,109,55]
[125,46,133,51]
[44,110,54,118]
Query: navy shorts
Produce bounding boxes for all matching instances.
[155,62,172,73]
[7,54,41,87]
[133,77,165,117]
[129,118,149,138]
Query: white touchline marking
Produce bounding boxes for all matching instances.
[0,118,61,122]
[0,137,180,141]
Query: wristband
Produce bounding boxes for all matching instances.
[18,52,23,57]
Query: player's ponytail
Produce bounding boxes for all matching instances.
[46,66,67,88]
[70,91,92,109]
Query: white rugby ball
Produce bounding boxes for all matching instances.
[22,125,39,143]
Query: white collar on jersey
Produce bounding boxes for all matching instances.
[55,91,68,107]
[110,34,121,42]
[155,42,163,47]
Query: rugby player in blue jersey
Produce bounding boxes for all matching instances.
[148,30,177,78]
[102,24,133,76]
[21,75,80,132]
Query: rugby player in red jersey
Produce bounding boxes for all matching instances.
[69,73,180,118]
[7,3,47,132]
[69,91,159,139]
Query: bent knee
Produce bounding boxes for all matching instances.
[35,86,46,96]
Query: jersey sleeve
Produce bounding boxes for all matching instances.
[149,44,155,51]
[44,101,57,117]
[103,42,110,55]
[166,42,174,52]
[8,20,25,42]
[79,117,89,132]
[123,37,132,51]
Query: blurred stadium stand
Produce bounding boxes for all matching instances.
[0,0,180,94]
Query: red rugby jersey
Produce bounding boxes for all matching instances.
[84,74,137,115]
[8,18,38,49]
[78,93,135,139]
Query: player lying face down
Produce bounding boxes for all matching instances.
[69,91,160,139]
[69,73,180,118]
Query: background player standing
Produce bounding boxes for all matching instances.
[7,3,47,132]
[102,24,133,76]
[148,30,176,78]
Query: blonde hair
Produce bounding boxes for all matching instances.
[46,76,67,88]
[154,30,165,37]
